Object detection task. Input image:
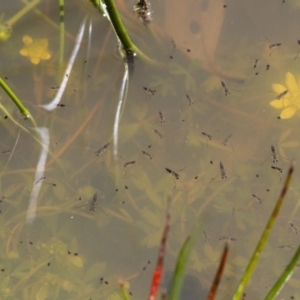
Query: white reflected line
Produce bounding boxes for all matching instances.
[40,18,87,111]
[113,65,129,160]
[26,127,50,224]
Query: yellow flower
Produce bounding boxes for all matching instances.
[269,72,300,119]
[19,35,51,65]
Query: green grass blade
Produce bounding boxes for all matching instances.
[264,242,300,300]
[0,76,36,127]
[232,162,295,300]
[119,281,131,300]
[168,223,203,300]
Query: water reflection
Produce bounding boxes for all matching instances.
[0,0,300,299]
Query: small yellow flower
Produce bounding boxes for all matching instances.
[19,35,51,65]
[269,72,300,119]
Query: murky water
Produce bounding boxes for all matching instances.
[1,0,300,299]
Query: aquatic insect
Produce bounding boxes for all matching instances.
[133,0,152,24]
[253,58,259,69]
[124,161,136,167]
[271,165,283,173]
[90,193,98,212]
[278,245,295,249]
[201,131,213,140]
[219,161,227,179]
[266,64,270,71]
[165,167,180,180]
[153,129,164,139]
[143,86,156,96]
[251,193,263,203]
[271,145,278,163]
[290,222,299,234]
[203,230,209,241]
[35,176,46,185]
[221,80,230,96]
[276,89,288,100]
[269,43,282,49]
[221,133,233,146]
[219,236,236,242]
[141,150,153,159]
[186,94,193,105]
[95,142,110,156]
[159,111,165,123]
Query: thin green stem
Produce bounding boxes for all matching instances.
[232,163,295,300]
[264,242,300,300]
[0,76,37,127]
[6,0,40,27]
[102,0,158,65]
[103,0,133,51]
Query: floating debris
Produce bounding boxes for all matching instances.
[133,0,152,24]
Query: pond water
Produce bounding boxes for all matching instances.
[1,0,300,299]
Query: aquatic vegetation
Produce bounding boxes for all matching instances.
[269,72,300,119]
[19,35,51,65]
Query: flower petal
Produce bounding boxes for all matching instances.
[285,72,298,94]
[269,98,292,109]
[270,99,284,109]
[280,106,296,119]
[41,52,51,60]
[30,57,40,65]
[23,35,32,46]
[19,49,29,57]
[272,84,286,94]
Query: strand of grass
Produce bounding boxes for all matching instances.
[119,281,131,300]
[58,0,65,80]
[148,197,172,300]
[207,243,229,300]
[20,0,74,40]
[168,222,203,300]
[232,162,295,300]
[5,0,40,27]
[0,77,37,127]
[101,0,157,65]
[89,0,105,13]
[264,242,300,300]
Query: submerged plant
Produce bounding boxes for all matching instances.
[120,163,300,300]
